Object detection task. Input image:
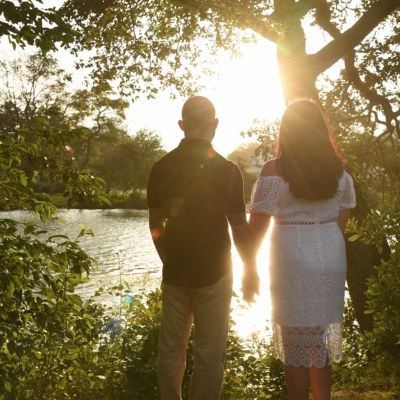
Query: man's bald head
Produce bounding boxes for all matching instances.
[179,96,218,140]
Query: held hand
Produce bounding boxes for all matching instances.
[241,268,260,304]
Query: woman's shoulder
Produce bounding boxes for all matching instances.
[339,170,354,183]
[259,159,282,178]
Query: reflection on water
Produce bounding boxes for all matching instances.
[1,209,272,338]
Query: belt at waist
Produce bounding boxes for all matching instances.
[274,218,337,225]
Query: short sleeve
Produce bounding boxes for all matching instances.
[339,172,356,210]
[226,164,246,214]
[147,162,163,208]
[246,177,282,215]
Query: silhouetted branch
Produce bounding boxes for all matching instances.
[314,0,400,138]
[312,0,400,75]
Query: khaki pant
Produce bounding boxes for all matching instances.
[157,272,233,400]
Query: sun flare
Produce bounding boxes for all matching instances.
[232,220,274,339]
[196,40,286,157]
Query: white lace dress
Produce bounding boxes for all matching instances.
[247,171,356,368]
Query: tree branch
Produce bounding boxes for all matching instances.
[311,0,400,75]
[344,50,399,137]
[250,23,278,43]
[314,0,400,138]
[296,0,319,18]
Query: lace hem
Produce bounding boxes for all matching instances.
[273,321,343,368]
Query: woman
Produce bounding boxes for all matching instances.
[247,99,356,400]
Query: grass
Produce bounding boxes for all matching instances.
[332,389,396,399]
[48,191,147,210]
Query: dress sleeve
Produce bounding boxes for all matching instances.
[246,177,282,215]
[339,173,356,210]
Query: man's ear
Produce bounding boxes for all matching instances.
[213,118,219,130]
[178,120,185,132]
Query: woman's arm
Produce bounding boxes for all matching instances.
[249,213,271,253]
[337,209,350,234]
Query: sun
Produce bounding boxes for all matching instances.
[231,220,274,339]
[196,39,286,157]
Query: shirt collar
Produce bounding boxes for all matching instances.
[178,138,213,149]
[178,138,217,159]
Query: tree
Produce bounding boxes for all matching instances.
[0,0,75,53]
[67,88,129,169]
[130,128,166,190]
[91,129,166,194]
[227,142,262,202]
[0,53,132,190]
[62,0,400,331]
[227,142,261,168]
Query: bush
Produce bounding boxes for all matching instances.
[34,192,52,202]
[0,254,290,400]
[341,199,400,396]
[111,191,147,210]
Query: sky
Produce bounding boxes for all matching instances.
[0,5,339,157]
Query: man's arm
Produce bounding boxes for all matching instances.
[227,212,260,303]
[149,208,166,264]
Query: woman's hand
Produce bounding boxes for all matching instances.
[242,267,260,304]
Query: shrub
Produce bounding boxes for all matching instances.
[34,192,52,202]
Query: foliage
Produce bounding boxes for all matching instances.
[235,158,258,203]
[61,0,400,133]
[227,142,267,201]
[0,0,75,53]
[0,107,110,212]
[0,271,290,400]
[0,49,117,398]
[240,120,280,162]
[112,192,147,210]
[62,0,260,98]
[227,142,261,167]
[0,53,166,198]
[92,128,166,194]
[0,221,107,399]
[341,199,400,396]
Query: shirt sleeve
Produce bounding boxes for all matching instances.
[246,177,282,215]
[147,162,163,209]
[226,164,246,214]
[339,172,356,210]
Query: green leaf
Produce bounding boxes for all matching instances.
[24,224,36,235]
[19,174,27,187]
[7,281,15,297]
[63,352,79,360]
[4,381,11,392]
[348,234,361,242]
[68,294,83,307]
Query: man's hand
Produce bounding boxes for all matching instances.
[241,268,260,304]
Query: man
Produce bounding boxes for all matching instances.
[147,96,259,400]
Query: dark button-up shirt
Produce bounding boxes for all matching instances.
[147,138,245,287]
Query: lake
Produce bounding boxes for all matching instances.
[1,209,273,338]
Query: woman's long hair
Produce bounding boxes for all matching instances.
[276,99,345,201]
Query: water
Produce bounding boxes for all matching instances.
[1,209,272,338]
